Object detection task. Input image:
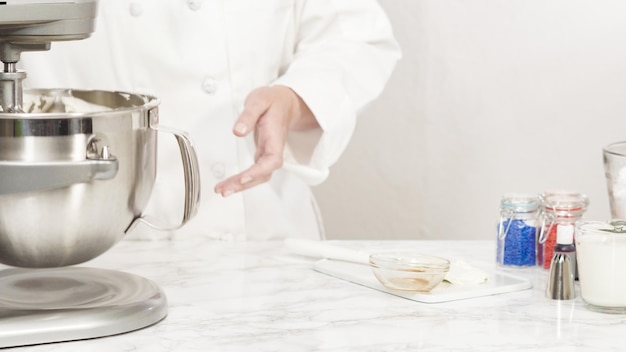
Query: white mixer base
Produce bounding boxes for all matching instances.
[0,266,167,348]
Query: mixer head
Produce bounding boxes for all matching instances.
[0,0,98,112]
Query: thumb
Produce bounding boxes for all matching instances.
[233,91,269,137]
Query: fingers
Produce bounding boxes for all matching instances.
[214,152,284,197]
[214,86,295,197]
[233,88,270,137]
[215,117,286,196]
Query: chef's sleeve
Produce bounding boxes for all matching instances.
[272,0,402,185]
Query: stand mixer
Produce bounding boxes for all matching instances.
[0,0,201,347]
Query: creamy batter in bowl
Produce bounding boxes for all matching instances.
[0,89,200,268]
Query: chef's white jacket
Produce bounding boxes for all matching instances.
[21,0,401,241]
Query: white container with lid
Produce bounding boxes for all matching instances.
[575,220,626,313]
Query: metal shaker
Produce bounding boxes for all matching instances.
[546,225,576,300]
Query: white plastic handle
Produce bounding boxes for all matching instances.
[284,238,370,265]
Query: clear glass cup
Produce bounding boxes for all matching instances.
[576,220,626,313]
[604,142,626,220]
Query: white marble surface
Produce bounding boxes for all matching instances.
[3,238,626,351]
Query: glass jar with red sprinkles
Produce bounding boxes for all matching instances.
[537,191,588,270]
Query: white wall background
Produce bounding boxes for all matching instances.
[314,0,626,240]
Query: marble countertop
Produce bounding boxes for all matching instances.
[3,238,626,351]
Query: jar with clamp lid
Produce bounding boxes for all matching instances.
[537,191,588,270]
[496,193,541,267]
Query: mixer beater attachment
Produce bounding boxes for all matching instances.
[0,0,98,112]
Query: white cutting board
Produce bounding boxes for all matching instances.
[313,259,533,303]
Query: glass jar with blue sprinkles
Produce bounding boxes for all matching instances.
[496,193,541,267]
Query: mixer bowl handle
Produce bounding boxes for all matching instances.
[0,158,118,195]
[126,109,201,232]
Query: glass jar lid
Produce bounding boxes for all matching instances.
[500,193,541,213]
[541,192,589,213]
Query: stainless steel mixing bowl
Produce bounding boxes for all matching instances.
[0,89,200,268]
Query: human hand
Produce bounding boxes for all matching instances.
[214,85,317,197]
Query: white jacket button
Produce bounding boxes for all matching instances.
[211,162,225,179]
[129,2,143,17]
[201,77,218,95]
[187,0,202,11]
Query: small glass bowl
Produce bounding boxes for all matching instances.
[369,253,450,292]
